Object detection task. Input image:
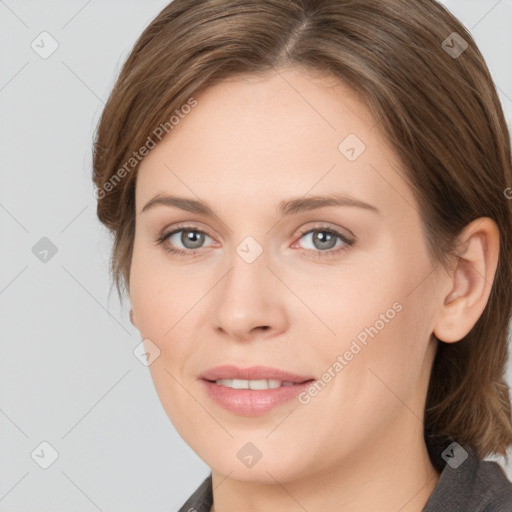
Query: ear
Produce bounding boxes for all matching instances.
[433,217,500,343]
[129,308,136,327]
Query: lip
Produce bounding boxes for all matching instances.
[198,365,316,416]
[199,365,314,383]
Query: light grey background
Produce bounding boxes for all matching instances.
[1,1,511,511]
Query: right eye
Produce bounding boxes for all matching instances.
[155,225,215,257]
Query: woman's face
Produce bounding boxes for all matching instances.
[130,67,443,482]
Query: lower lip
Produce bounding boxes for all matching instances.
[200,379,315,416]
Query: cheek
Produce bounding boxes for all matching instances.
[285,256,403,352]
[129,246,209,409]
[304,249,435,407]
[129,240,201,340]
[339,286,434,420]
[296,298,432,463]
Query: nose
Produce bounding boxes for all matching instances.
[212,246,288,341]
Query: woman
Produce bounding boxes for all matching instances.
[92,0,512,510]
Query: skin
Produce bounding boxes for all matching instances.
[128,66,500,511]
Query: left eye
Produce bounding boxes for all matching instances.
[296,228,347,251]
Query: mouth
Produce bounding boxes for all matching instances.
[199,365,316,416]
[199,364,315,386]
[204,378,315,390]
[199,375,317,416]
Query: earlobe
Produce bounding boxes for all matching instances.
[433,218,500,343]
[130,308,136,326]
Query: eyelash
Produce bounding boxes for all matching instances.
[153,223,355,259]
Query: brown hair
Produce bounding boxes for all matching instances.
[92,0,512,466]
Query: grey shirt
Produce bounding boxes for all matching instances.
[177,446,512,511]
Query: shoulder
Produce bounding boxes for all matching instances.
[476,459,512,511]
[177,473,213,512]
[423,444,512,512]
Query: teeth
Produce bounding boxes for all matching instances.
[214,379,296,389]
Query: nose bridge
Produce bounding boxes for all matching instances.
[222,236,271,311]
[212,234,286,338]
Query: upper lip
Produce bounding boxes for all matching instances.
[200,365,315,383]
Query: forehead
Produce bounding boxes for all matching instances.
[135,67,418,221]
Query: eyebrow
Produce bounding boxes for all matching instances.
[140,193,380,216]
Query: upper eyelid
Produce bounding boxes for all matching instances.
[162,223,354,245]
